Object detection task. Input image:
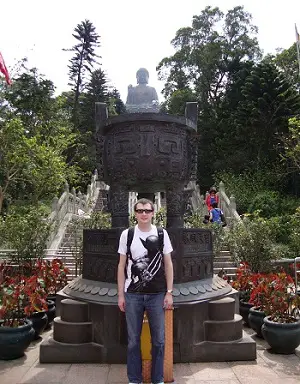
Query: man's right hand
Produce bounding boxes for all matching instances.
[118,295,125,312]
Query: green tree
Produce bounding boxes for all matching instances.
[217,62,300,174]
[108,88,126,115]
[282,117,300,172]
[0,118,74,213]
[274,43,300,89]
[74,68,109,178]
[64,19,101,126]
[157,5,261,187]
[4,68,55,133]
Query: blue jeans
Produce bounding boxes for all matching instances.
[125,292,165,384]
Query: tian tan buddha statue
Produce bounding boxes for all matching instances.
[126,68,159,112]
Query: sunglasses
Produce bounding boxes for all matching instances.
[135,209,154,214]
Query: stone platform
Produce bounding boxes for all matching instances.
[1,327,300,384]
[40,292,256,364]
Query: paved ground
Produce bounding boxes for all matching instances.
[1,326,300,384]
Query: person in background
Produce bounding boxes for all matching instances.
[205,187,219,212]
[209,202,224,225]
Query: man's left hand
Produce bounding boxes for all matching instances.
[164,292,173,310]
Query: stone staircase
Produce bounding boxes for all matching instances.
[40,299,104,363]
[93,188,109,212]
[213,249,237,281]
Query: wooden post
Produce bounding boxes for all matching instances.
[142,309,174,383]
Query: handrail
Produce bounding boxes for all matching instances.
[215,181,241,225]
[46,170,99,248]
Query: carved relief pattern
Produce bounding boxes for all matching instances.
[166,186,185,216]
[96,134,105,179]
[181,256,213,281]
[83,255,117,282]
[188,135,198,181]
[102,123,192,185]
[182,231,212,253]
[109,185,129,216]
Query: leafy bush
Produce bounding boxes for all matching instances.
[214,169,284,214]
[154,207,166,227]
[0,206,51,265]
[82,211,111,229]
[288,207,300,257]
[247,191,299,217]
[267,215,292,244]
[227,214,276,272]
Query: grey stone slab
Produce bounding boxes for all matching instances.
[258,349,300,377]
[0,366,32,384]
[190,362,236,380]
[106,364,127,383]
[238,378,299,384]
[64,364,109,384]
[229,359,280,381]
[193,381,241,384]
[19,362,71,384]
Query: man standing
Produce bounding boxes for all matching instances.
[118,198,174,384]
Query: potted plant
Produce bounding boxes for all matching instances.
[248,273,275,338]
[0,263,47,359]
[261,270,300,354]
[231,262,255,325]
[25,275,48,339]
[36,258,69,303]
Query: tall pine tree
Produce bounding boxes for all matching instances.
[64,19,101,127]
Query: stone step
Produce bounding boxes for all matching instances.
[204,314,243,342]
[214,261,236,268]
[219,250,231,255]
[186,333,256,362]
[60,299,89,323]
[208,297,235,321]
[53,318,92,343]
[214,255,232,262]
[40,337,104,363]
[214,267,237,275]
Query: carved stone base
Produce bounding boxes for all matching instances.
[82,228,214,283]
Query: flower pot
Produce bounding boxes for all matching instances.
[248,307,265,338]
[262,316,300,354]
[0,319,35,360]
[239,300,254,326]
[45,299,56,330]
[47,295,56,305]
[27,311,48,339]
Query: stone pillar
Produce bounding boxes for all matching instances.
[110,184,129,228]
[166,184,185,228]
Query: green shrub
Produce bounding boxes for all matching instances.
[247,191,299,217]
[0,205,51,264]
[214,169,283,214]
[227,214,276,273]
[82,211,111,229]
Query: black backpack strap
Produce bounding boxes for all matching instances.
[126,227,135,256]
[157,227,164,253]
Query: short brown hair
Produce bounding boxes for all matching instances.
[134,198,154,212]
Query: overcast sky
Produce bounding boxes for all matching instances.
[1,0,299,102]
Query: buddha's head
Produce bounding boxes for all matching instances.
[136,68,149,85]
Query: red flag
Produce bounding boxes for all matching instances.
[0,52,12,85]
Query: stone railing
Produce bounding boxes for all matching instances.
[217,182,241,225]
[185,181,205,215]
[46,170,99,249]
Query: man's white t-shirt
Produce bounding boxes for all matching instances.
[118,224,173,293]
